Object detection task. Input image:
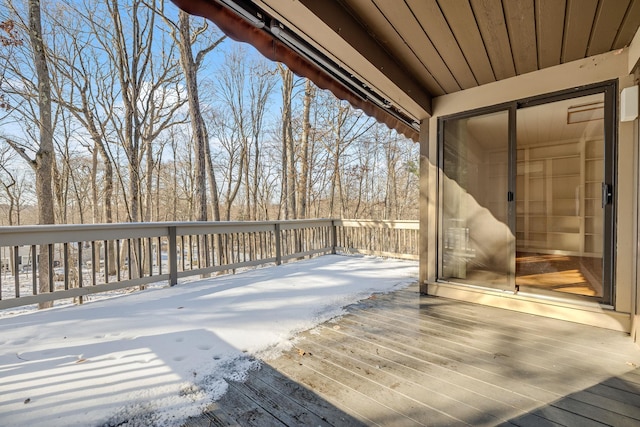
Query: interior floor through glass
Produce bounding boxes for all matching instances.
[515,252,602,297]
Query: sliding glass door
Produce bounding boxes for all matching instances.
[439,108,514,290]
[438,83,615,303]
[515,90,614,302]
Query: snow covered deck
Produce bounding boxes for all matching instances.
[189,284,640,427]
[1,254,639,426]
[0,255,418,426]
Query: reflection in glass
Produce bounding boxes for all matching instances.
[441,110,512,289]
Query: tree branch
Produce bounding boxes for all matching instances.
[2,137,35,168]
[195,35,226,69]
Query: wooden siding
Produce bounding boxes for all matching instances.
[187,283,640,426]
[471,0,517,80]
[345,0,446,96]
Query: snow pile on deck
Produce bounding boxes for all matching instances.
[0,255,418,427]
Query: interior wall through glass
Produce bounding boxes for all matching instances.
[440,110,512,289]
[515,93,605,298]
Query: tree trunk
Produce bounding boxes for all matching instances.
[243,141,250,219]
[278,65,295,219]
[204,139,221,222]
[204,136,223,265]
[298,79,313,219]
[107,0,144,224]
[178,11,208,223]
[91,145,99,223]
[172,137,178,220]
[144,135,154,222]
[28,0,55,309]
[251,130,259,221]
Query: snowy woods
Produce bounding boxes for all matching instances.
[0,0,419,226]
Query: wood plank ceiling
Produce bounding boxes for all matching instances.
[338,0,640,98]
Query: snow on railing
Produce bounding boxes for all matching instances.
[0,219,418,310]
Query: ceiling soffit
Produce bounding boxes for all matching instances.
[339,0,640,96]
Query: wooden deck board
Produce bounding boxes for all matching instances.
[186,283,640,426]
[326,315,572,402]
[250,365,368,427]
[300,330,509,425]
[500,413,565,427]
[346,304,633,379]
[298,338,498,426]
[227,375,330,426]
[202,381,287,427]
[270,353,419,426]
[345,308,603,371]
[323,327,544,408]
[311,326,537,419]
[571,389,640,420]
[587,383,640,406]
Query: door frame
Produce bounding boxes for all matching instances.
[436,80,617,304]
[436,102,517,291]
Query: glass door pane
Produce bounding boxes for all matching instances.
[440,110,513,290]
[515,93,604,298]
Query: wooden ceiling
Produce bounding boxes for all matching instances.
[342,0,640,97]
[175,0,640,132]
[263,0,640,112]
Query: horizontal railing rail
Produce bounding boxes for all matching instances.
[0,219,418,310]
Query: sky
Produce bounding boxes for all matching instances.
[0,254,419,426]
[0,0,267,169]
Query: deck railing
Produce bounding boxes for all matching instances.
[0,219,418,310]
[334,219,419,261]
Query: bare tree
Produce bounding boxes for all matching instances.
[318,97,374,217]
[29,0,55,307]
[71,0,187,277]
[95,0,178,223]
[211,106,245,221]
[277,64,297,219]
[48,26,117,225]
[297,79,315,218]
[162,9,226,222]
[0,146,32,226]
[1,2,420,229]
[209,47,274,221]
[247,61,276,220]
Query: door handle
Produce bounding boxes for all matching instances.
[602,183,612,208]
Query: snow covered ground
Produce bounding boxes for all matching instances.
[0,271,194,318]
[0,255,418,427]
